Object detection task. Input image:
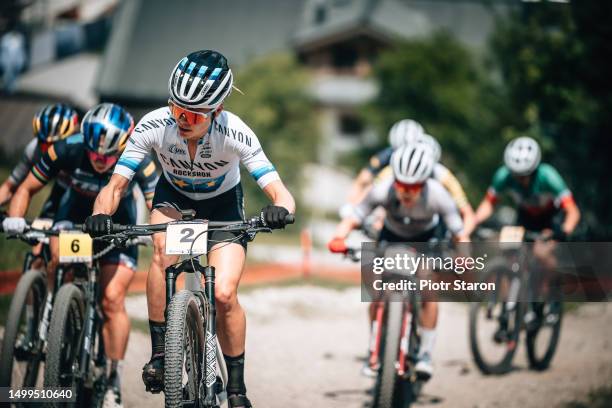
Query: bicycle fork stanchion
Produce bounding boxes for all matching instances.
[79,267,100,386]
[201,265,218,407]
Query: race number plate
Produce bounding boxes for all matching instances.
[31,218,53,230]
[165,221,208,255]
[59,232,93,264]
[499,226,525,246]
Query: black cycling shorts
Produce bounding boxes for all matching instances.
[54,189,138,269]
[152,176,248,251]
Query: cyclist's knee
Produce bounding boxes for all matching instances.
[151,235,168,269]
[215,284,238,310]
[102,284,126,315]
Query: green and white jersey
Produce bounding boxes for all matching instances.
[486,163,573,216]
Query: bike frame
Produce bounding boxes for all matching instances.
[369,291,421,379]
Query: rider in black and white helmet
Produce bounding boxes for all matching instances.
[391,143,436,185]
[168,50,233,109]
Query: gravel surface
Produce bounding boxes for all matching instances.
[121,287,612,408]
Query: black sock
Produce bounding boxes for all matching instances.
[224,352,246,395]
[149,320,166,359]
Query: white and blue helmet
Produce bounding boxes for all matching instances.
[168,50,234,109]
[81,103,134,155]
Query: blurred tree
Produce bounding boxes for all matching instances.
[364,32,508,204]
[225,53,318,217]
[490,0,612,239]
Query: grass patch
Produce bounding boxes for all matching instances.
[0,294,12,327]
[563,384,612,408]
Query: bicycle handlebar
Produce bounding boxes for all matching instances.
[97,213,295,237]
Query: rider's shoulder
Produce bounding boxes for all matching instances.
[132,107,175,136]
[535,163,560,177]
[492,165,511,183]
[212,110,257,146]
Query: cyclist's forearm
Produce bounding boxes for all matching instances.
[474,199,494,226]
[0,180,16,205]
[7,186,32,217]
[93,184,123,215]
[93,174,129,216]
[562,202,580,234]
[333,217,360,239]
[263,180,296,214]
[347,169,373,204]
[460,205,477,237]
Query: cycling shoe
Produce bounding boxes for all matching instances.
[142,353,164,394]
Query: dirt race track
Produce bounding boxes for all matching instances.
[120,286,612,408]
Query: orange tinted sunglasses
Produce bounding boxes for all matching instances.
[168,99,212,125]
[394,180,424,193]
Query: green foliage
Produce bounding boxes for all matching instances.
[489,1,612,238]
[364,32,508,203]
[224,53,318,219]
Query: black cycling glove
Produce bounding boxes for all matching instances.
[260,205,290,229]
[83,214,113,237]
[552,225,568,242]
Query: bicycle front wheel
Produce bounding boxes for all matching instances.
[526,286,563,370]
[0,269,47,390]
[469,262,523,375]
[372,298,404,408]
[164,290,205,408]
[44,283,85,407]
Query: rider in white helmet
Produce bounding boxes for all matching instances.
[343,118,476,239]
[330,143,469,380]
[474,135,580,240]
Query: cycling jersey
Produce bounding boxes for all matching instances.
[374,162,470,210]
[29,134,158,201]
[114,107,280,201]
[351,177,463,240]
[485,164,574,217]
[9,138,71,218]
[10,138,71,188]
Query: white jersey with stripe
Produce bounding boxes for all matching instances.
[114,107,280,200]
[351,177,464,239]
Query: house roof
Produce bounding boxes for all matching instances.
[294,0,431,51]
[294,0,513,51]
[96,0,308,102]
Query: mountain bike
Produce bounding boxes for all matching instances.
[469,226,563,374]
[0,218,59,395]
[337,244,425,408]
[42,226,150,407]
[97,211,294,408]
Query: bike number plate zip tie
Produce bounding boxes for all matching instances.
[165,221,208,255]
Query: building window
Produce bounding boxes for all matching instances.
[314,4,326,24]
[339,113,364,136]
[332,44,358,69]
